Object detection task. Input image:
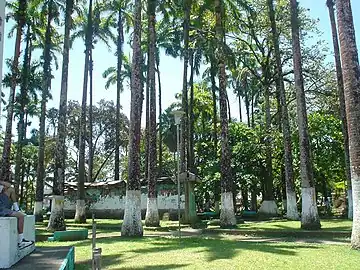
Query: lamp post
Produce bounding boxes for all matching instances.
[171,110,185,238]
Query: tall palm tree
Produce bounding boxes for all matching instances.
[289,0,320,229]
[36,0,61,223]
[215,0,236,228]
[0,0,27,183]
[15,22,32,196]
[47,0,75,232]
[12,0,44,196]
[336,0,360,249]
[75,0,93,223]
[181,0,191,224]
[326,0,352,219]
[267,0,299,220]
[121,0,143,237]
[106,0,127,182]
[145,0,159,227]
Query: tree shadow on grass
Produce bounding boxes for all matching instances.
[76,253,189,270]
[127,237,320,262]
[272,224,350,232]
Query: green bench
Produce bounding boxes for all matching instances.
[198,212,219,219]
[48,229,88,242]
[242,210,257,217]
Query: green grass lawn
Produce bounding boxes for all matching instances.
[34,218,358,269]
[37,235,359,269]
[235,219,352,231]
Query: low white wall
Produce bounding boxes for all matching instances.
[64,194,184,211]
[0,215,35,268]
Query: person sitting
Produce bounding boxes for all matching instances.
[0,180,33,248]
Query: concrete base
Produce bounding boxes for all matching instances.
[0,215,36,269]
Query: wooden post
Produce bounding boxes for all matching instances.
[92,247,102,270]
[92,213,102,270]
[92,214,96,250]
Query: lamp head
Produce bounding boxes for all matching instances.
[171,110,185,125]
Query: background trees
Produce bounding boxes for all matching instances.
[0,0,358,241]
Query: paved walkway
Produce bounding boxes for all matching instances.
[11,246,71,269]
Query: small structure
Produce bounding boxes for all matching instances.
[0,215,36,268]
[178,171,201,225]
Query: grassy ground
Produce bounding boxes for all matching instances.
[35,219,358,269]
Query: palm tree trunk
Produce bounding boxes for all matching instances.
[181,0,191,171]
[237,84,242,122]
[251,92,255,128]
[210,61,220,210]
[210,61,218,150]
[0,0,27,183]
[188,51,195,172]
[268,0,298,220]
[336,0,360,249]
[290,0,320,229]
[15,24,31,195]
[121,0,144,237]
[326,0,352,219]
[156,53,163,176]
[144,48,150,181]
[36,3,53,223]
[115,6,124,181]
[75,0,93,224]
[20,111,28,208]
[145,0,159,227]
[215,0,236,228]
[88,49,94,182]
[258,85,278,216]
[226,92,231,122]
[181,0,191,224]
[48,0,74,232]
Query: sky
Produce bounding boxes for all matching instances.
[0,0,360,134]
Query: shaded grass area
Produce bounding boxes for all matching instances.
[204,219,352,242]
[36,218,352,242]
[36,235,360,269]
[235,219,352,231]
[35,219,186,241]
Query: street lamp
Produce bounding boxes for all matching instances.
[171,110,185,238]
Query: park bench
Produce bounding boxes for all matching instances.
[0,215,36,269]
[48,229,88,242]
[198,211,219,220]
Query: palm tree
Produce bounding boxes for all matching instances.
[0,0,27,183]
[121,0,143,237]
[289,0,320,229]
[15,22,32,196]
[326,0,352,219]
[215,0,236,228]
[267,0,298,220]
[36,0,61,223]
[48,0,75,232]
[144,0,159,227]
[181,0,191,224]
[104,0,128,182]
[336,0,360,249]
[75,0,93,223]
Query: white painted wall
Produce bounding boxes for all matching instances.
[64,194,184,212]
